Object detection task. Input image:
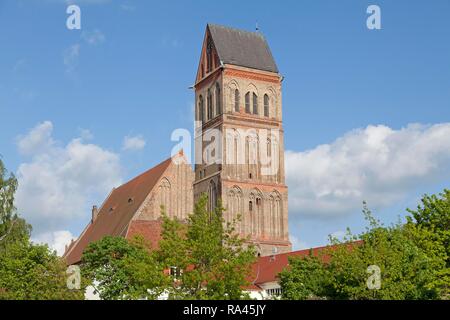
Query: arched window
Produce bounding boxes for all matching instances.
[273,138,279,182]
[159,178,171,216]
[207,37,213,73]
[255,194,263,237]
[253,93,258,115]
[208,180,217,213]
[234,132,240,175]
[234,89,240,112]
[228,186,243,234]
[249,191,262,236]
[264,94,269,117]
[216,83,221,115]
[269,191,283,238]
[245,92,250,113]
[207,89,212,120]
[198,95,204,123]
[276,197,282,238]
[245,137,250,166]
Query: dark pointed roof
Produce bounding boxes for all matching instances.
[207,23,279,73]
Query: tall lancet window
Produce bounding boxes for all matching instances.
[208,180,217,213]
[159,178,171,216]
[198,95,204,123]
[216,83,221,115]
[234,89,240,112]
[245,92,250,113]
[207,37,213,73]
[264,94,269,117]
[253,93,258,115]
[207,89,213,120]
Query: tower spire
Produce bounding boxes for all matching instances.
[194,24,290,256]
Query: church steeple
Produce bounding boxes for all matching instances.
[196,24,279,85]
[193,24,291,257]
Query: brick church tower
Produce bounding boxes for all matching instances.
[193,24,291,256]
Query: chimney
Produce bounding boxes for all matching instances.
[92,205,99,222]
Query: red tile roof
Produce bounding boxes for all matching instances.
[247,241,363,288]
[126,220,163,251]
[64,157,173,265]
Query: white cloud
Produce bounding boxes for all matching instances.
[122,135,146,151]
[81,29,105,45]
[32,230,75,256]
[286,123,450,218]
[63,43,80,74]
[15,121,122,234]
[290,235,309,251]
[78,128,94,141]
[62,29,105,75]
[17,121,54,155]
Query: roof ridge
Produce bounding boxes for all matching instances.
[116,156,172,191]
[103,152,187,237]
[207,23,265,38]
[64,155,177,265]
[206,23,279,74]
[258,240,365,262]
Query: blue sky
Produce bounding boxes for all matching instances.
[1,0,450,253]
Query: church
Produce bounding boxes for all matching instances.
[64,23,291,265]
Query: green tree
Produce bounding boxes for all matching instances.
[406,189,450,298]
[280,201,448,300]
[0,239,84,299]
[407,189,450,232]
[406,189,449,264]
[279,252,331,300]
[81,235,167,300]
[157,194,256,300]
[0,158,30,249]
[0,158,83,300]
